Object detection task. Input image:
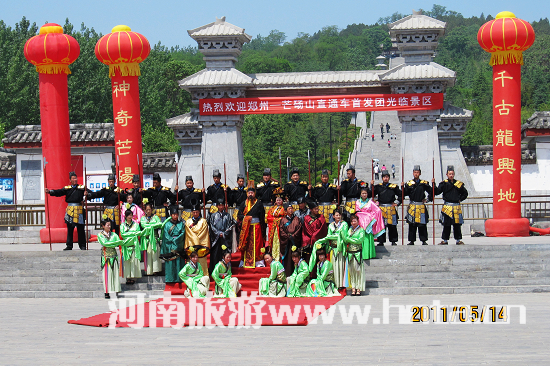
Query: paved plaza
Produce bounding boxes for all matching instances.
[0,292,548,365]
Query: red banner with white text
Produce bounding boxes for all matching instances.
[199,93,443,115]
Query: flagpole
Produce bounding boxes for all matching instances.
[115,155,123,277]
[43,157,52,251]
[401,156,404,246]
[201,154,206,218]
[337,149,341,206]
[84,157,89,251]
[307,150,311,197]
[279,147,282,185]
[432,151,435,245]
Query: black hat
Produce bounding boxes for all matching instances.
[153,173,161,181]
[247,180,256,192]
[307,200,318,209]
[297,197,306,204]
[381,170,390,177]
[216,198,225,206]
[283,202,290,210]
[290,168,299,175]
[69,171,77,178]
[413,165,421,172]
[190,199,201,212]
[213,169,221,178]
[263,168,271,176]
[132,174,140,183]
[185,175,193,182]
[169,206,179,215]
[447,165,455,172]
[321,169,329,176]
[237,173,245,180]
[108,174,115,181]
[346,165,355,173]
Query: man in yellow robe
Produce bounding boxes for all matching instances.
[185,204,211,275]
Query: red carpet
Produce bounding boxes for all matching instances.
[68,292,345,327]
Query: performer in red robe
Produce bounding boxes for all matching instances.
[302,201,328,265]
[237,181,266,268]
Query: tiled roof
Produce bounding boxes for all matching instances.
[0,148,16,175]
[389,14,446,30]
[440,102,473,119]
[380,63,455,82]
[179,69,253,88]
[166,112,199,127]
[142,152,177,171]
[188,17,252,41]
[2,123,114,145]
[522,111,550,131]
[251,70,383,88]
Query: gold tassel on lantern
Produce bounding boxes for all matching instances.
[109,63,141,77]
[36,64,72,75]
[490,51,524,66]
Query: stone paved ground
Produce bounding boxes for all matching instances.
[1,293,548,365]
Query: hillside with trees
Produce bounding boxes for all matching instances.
[0,5,548,182]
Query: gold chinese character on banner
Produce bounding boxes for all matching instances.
[116,139,132,155]
[115,110,132,126]
[494,71,513,87]
[119,167,134,184]
[498,188,517,203]
[113,81,131,97]
[495,129,515,146]
[496,158,516,174]
[495,100,514,115]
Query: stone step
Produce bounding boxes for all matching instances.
[364,285,550,296]
[367,270,550,281]
[365,277,550,288]
[0,276,101,284]
[0,283,103,291]
[0,269,99,277]
[0,291,105,298]
[365,256,549,267]
[364,262,546,273]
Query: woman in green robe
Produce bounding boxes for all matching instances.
[97,219,123,299]
[307,247,339,297]
[311,209,348,288]
[258,251,287,297]
[120,210,143,284]
[287,249,311,298]
[343,214,372,296]
[212,249,241,298]
[140,202,163,275]
[160,207,186,284]
[178,251,210,298]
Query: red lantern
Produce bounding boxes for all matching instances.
[24,23,80,243]
[95,26,150,189]
[477,11,534,237]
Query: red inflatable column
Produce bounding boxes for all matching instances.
[95,25,150,189]
[24,23,80,243]
[477,11,535,236]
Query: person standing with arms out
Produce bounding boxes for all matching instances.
[434,166,468,245]
[256,168,280,219]
[312,169,338,223]
[142,173,176,222]
[371,170,402,246]
[45,171,88,251]
[206,169,228,213]
[402,165,435,246]
[87,174,122,235]
[175,175,203,222]
[339,165,367,223]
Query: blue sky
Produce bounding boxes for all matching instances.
[3,0,546,48]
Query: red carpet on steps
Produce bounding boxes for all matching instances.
[68,293,346,327]
[165,252,270,296]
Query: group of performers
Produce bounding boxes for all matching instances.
[44,163,467,298]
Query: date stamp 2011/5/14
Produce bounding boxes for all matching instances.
[411,305,522,323]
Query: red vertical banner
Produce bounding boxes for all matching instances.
[111,75,143,189]
[492,65,522,220]
[95,25,150,189]
[478,11,535,236]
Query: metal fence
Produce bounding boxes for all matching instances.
[0,195,549,228]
